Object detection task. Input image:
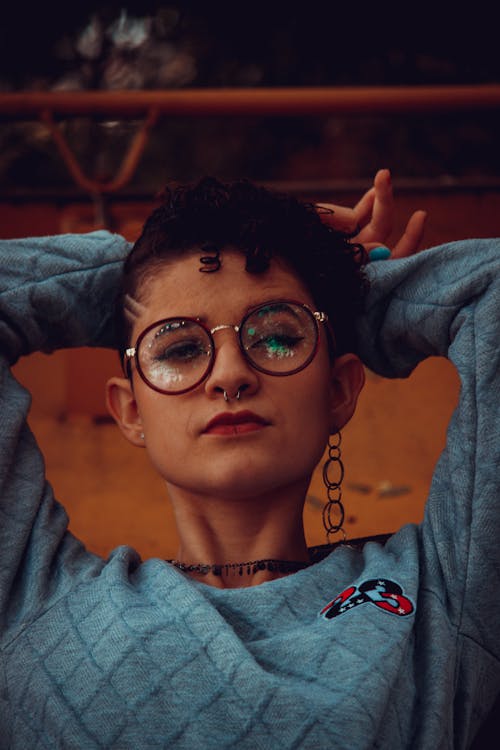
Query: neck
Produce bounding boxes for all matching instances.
[166,481,310,588]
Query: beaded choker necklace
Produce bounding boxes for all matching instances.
[166,557,311,577]
[166,538,393,579]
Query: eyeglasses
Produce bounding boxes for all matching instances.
[124,299,330,395]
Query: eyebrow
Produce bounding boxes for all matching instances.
[255,302,300,317]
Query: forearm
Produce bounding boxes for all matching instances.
[0,231,130,363]
[358,238,499,377]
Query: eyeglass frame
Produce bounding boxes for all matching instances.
[123,298,333,396]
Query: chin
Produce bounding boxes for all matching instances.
[201,461,311,501]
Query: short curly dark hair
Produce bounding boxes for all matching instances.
[117,177,368,357]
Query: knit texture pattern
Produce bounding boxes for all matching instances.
[0,233,498,749]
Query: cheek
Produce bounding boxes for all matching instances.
[135,387,177,433]
[137,397,188,480]
[279,364,333,439]
[136,389,198,451]
[280,388,332,482]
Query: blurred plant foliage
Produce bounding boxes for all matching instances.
[0,3,498,193]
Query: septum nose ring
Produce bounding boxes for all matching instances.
[223,389,241,402]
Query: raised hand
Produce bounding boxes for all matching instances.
[316,169,427,260]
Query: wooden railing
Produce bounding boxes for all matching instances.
[2,86,500,194]
[2,86,500,118]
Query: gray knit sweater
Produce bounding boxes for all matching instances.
[0,233,498,749]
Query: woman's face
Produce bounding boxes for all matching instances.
[107,249,364,501]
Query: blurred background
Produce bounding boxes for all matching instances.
[1,3,499,559]
[2,3,500,194]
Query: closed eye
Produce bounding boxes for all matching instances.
[153,340,209,363]
[249,333,305,357]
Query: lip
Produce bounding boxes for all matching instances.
[203,410,270,436]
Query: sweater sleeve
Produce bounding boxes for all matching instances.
[358,238,500,658]
[0,231,130,363]
[0,232,130,627]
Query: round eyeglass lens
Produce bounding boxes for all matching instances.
[137,318,212,393]
[240,302,318,375]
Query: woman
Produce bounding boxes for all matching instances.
[0,172,497,748]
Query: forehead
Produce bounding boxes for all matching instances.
[134,249,314,329]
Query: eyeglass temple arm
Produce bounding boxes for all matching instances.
[122,347,136,379]
[315,313,338,358]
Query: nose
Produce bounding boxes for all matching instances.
[204,328,259,401]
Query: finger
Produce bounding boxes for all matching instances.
[351,186,375,232]
[316,187,375,235]
[356,169,394,244]
[315,203,359,234]
[392,210,427,258]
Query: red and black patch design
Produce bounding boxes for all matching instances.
[320,578,414,620]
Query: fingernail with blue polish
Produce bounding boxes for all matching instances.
[369,247,392,261]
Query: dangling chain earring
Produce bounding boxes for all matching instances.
[322,432,346,542]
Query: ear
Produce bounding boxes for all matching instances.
[328,354,365,432]
[105,376,145,447]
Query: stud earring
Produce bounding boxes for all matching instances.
[322,432,345,542]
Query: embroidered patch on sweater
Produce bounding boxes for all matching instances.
[320,578,414,620]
